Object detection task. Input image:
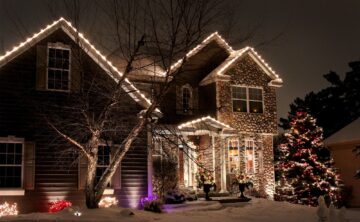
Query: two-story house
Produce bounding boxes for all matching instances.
[130,33,283,197]
[0,18,282,213]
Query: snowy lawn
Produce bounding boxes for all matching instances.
[1,198,359,222]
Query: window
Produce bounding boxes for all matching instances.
[47,46,70,91]
[245,140,255,174]
[232,86,263,113]
[182,87,191,113]
[228,139,240,173]
[0,141,23,188]
[96,145,110,186]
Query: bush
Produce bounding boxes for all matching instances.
[143,199,163,213]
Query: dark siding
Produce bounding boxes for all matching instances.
[0,28,148,212]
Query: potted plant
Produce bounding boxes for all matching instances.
[234,173,253,200]
[196,169,215,201]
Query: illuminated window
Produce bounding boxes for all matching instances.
[228,139,240,173]
[232,86,263,113]
[0,140,23,188]
[47,46,70,91]
[96,145,110,186]
[182,87,191,113]
[245,140,255,174]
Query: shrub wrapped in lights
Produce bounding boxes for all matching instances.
[0,202,18,218]
[98,197,118,208]
[48,200,72,213]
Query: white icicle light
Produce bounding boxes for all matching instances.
[0,202,18,218]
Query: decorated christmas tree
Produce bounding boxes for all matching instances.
[275,111,343,206]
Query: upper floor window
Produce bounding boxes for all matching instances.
[181,85,192,114]
[245,140,255,174]
[47,45,70,91]
[228,138,240,173]
[96,145,110,186]
[232,86,263,113]
[0,139,23,188]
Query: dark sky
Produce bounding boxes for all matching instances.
[1,0,360,121]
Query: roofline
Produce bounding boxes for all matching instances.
[161,32,234,76]
[0,17,155,109]
[178,115,233,130]
[200,47,283,87]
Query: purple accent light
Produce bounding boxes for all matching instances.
[140,195,159,207]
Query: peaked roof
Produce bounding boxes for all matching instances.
[178,116,233,130]
[324,117,360,145]
[161,32,234,76]
[200,47,283,87]
[0,18,153,109]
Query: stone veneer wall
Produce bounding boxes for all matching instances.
[216,54,278,198]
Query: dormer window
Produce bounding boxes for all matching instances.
[181,85,192,114]
[232,86,263,113]
[47,44,70,91]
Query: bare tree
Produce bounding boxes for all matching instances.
[37,0,228,208]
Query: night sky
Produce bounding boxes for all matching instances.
[1,0,360,121]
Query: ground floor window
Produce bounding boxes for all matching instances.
[96,145,111,186]
[228,139,240,173]
[245,140,255,174]
[0,139,23,188]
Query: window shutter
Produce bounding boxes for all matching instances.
[78,154,88,190]
[36,45,47,90]
[111,146,121,189]
[70,52,81,92]
[24,142,35,190]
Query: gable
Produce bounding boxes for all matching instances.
[200,47,283,87]
[0,18,153,109]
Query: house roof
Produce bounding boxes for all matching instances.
[0,18,153,109]
[161,32,234,76]
[200,47,283,87]
[324,117,360,145]
[178,116,233,131]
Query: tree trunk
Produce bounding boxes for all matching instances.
[85,157,100,208]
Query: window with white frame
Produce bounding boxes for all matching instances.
[96,145,110,186]
[245,140,255,174]
[232,86,263,113]
[228,139,240,173]
[0,140,23,188]
[47,45,70,91]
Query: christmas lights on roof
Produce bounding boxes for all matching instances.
[0,17,153,108]
[162,32,234,76]
[178,116,233,130]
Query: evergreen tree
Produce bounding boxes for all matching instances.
[280,61,360,138]
[276,111,343,206]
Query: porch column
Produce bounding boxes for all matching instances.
[147,128,153,196]
[211,134,216,181]
[220,136,228,193]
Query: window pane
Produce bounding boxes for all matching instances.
[228,139,239,173]
[0,143,6,153]
[47,47,71,91]
[15,144,22,154]
[233,100,247,112]
[249,88,262,101]
[249,101,263,113]
[0,154,5,164]
[232,87,246,99]
[49,48,56,58]
[245,141,255,174]
[63,50,69,59]
[182,88,191,113]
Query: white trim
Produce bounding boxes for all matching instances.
[231,85,264,114]
[178,116,233,130]
[0,189,25,196]
[0,18,154,110]
[46,43,71,92]
[0,136,25,189]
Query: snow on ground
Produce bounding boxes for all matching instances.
[1,198,359,222]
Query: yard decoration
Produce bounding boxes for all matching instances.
[48,200,72,213]
[234,173,253,201]
[0,202,18,218]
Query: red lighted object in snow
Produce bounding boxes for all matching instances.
[48,200,72,213]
